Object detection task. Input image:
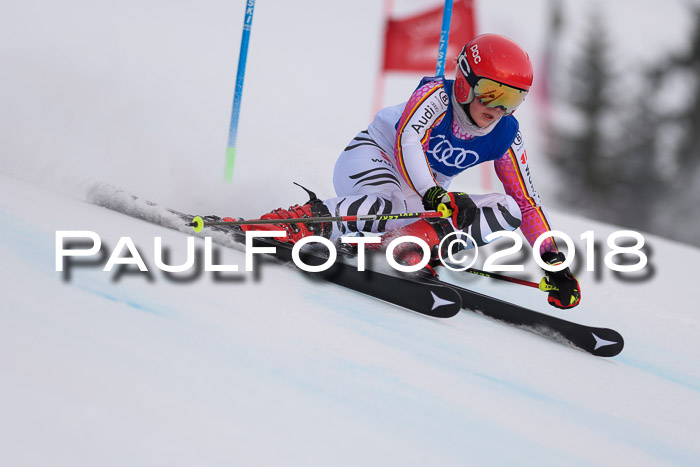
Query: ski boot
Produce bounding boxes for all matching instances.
[239,188,332,244]
[380,218,457,277]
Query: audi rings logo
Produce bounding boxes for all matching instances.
[427,136,480,169]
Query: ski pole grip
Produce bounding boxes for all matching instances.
[538,277,558,293]
[437,203,453,218]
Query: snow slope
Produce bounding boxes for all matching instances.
[2,0,700,465]
[2,173,700,466]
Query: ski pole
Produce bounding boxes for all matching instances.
[224,0,256,183]
[443,265,552,292]
[188,206,453,233]
[189,210,549,291]
[459,267,541,289]
[435,0,454,76]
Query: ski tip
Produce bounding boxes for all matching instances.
[590,330,625,357]
[191,216,204,233]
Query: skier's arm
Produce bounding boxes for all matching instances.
[495,138,581,309]
[393,81,450,196]
[493,134,558,255]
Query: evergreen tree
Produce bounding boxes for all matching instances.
[649,6,700,245]
[549,5,700,245]
[550,10,616,214]
[669,6,700,178]
[611,76,664,233]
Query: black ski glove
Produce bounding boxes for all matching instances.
[540,251,581,309]
[422,186,477,230]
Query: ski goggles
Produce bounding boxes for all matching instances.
[457,52,528,115]
[472,78,528,115]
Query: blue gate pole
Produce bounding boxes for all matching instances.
[435,0,454,76]
[224,0,256,183]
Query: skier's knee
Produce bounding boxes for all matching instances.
[498,195,522,231]
[327,194,399,235]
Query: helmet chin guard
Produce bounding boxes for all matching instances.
[454,75,474,104]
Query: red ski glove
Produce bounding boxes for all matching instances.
[422,186,477,230]
[540,251,581,309]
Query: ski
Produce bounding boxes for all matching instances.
[427,277,624,357]
[249,236,462,319]
[86,182,625,355]
[86,182,461,319]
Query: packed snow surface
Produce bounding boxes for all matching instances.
[2,173,700,466]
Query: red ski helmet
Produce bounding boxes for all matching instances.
[454,34,534,115]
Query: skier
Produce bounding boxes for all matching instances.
[240,34,580,309]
